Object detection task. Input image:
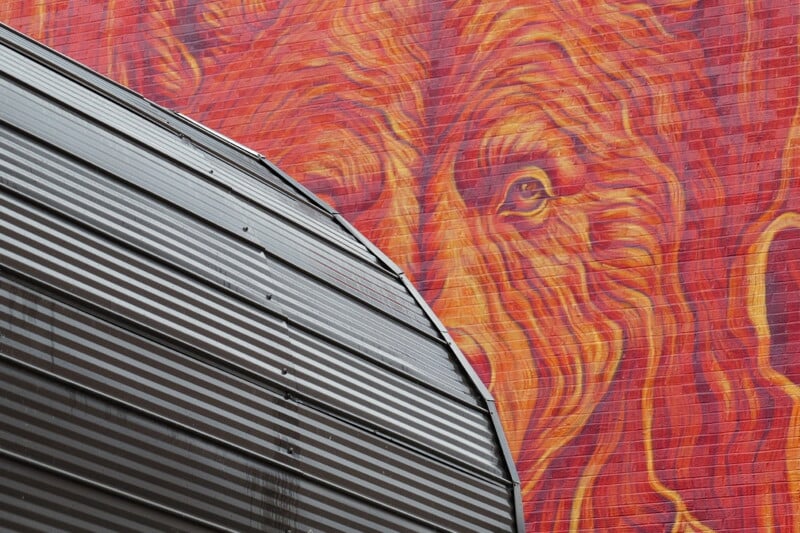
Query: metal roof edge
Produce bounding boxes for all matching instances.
[331,211,524,531]
[168,109,339,216]
[398,274,525,532]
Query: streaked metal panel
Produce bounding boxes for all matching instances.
[0,277,514,531]
[0,194,514,529]
[0,456,220,532]
[0,362,446,532]
[0,364,291,532]
[0,273,504,482]
[0,22,522,532]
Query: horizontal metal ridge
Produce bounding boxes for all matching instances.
[0,138,440,347]
[0,449,236,533]
[0,120,434,333]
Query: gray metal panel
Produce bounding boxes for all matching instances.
[0,72,470,398]
[0,362,452,532]
[0,22,522,531]
[0,272,505,483]
[0,186,493,460]
[0,275,514,531]
[0,125,496,471]
[0,194,514,530]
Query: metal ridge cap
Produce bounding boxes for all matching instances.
[165,110,336,215]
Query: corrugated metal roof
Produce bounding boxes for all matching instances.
[0,23,522,532]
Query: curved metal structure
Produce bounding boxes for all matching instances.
[0,24,522,532]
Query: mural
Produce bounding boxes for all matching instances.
[4,1,799,530]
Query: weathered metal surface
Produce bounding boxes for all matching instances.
[0,23,522,532]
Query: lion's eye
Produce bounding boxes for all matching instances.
[515,179,544,200]
[500,174,551,215]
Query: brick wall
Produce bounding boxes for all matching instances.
[4,1,799,530]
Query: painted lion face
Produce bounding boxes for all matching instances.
[417,8,704,525]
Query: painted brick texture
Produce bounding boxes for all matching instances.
[3,1,799,530]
